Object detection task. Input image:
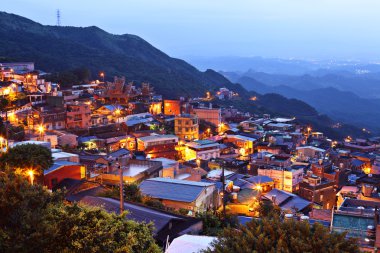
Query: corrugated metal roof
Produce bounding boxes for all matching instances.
[80,196,182,233]
[140,178,215,203]
[44,161,80,175]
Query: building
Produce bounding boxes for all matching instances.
[139,178,217,213]
[258,165,304,193]
[331,198,380,250]
[225,135,256,155]
[44,161,86,189]
[166,235,216,253]
[66,102,91,129]
[137,134,179,159]
[193,104,221,126]
[296,146,326,161]
[175,114,199,140]
[101,76,139,104]
[262,188,312,214]
[164,99,181,115]
[100,159,163,184]
[28,106,66,130]
[298,173,336,209]
[185,140,220,161]
[77,196,202,246]
[149,101,162,115]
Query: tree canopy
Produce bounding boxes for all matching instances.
[203,215,360,253]
[0,170,161,253]
[0,143,53,175]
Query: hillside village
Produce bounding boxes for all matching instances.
[2,62,380,252]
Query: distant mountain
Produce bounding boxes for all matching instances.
[242,70,380,99]
[0,12,237,98]
[236,75,380,135]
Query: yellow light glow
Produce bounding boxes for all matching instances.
[256,184,262,191]
[38,125,45,134]
[27,170,34,185]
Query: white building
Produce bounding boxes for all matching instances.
[258,166,304,193]
[185,140,220,161]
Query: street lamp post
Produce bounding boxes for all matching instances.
[109,155,130,213]
[100,72,105,82]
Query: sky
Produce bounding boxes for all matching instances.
[2,0,380,61]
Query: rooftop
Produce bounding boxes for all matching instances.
[140,178,215,203]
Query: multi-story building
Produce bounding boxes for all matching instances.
[163,99,181,115]
[185,140,220,161]
[137,134,179,159]
[299,173,336,209]
[28,106,66,130]
[192,103,221,126]
[66,102,91,129]
[174,114,199,140]
[258,165,304,193]
[225,135,257,155]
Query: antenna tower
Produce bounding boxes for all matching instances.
[56,9,61,26]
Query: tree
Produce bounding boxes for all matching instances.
[203,215,360,253]
[0,144,53,176]
[196,212,239,236]
[0,169,161,253]
[123,183,143,202]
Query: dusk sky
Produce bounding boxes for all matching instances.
[2,0,380,61]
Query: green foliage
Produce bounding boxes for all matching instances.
[144,197,165,210]
[203,215,359,253]
[0,169,161,253]
[258,200,281,218]
[45,67,92,88]
[0,12,237,98]
[0,117,25,141]
[123,183,143,202]
[0,143,53,175]
[197,212,239,236]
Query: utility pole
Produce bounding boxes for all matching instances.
[221,161,226,220]
[117,159,124,213]
[118,155,130,213]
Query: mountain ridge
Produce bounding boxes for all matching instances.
[0,11,370,138]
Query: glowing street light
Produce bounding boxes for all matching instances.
[38,125,45,139]
[100,72,105,82]
[115,108,121,123]
[27,170,34,185]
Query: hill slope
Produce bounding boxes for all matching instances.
[0,12,237,98]
[237,75,380,135]
[0,12,370,139]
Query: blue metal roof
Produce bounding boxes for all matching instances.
[140,178,215,203]
[44,161,80,175]
[245,175,274,185]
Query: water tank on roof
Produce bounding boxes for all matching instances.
[284,214,294,220]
